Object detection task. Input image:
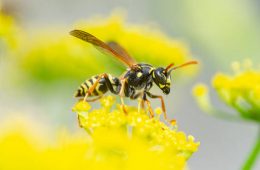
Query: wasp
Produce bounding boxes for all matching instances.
[70,29,197,121]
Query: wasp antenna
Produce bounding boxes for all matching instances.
[164,63,175,73]
[169,60,198,73]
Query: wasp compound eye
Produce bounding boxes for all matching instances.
[154,67,167,84]
[162,87,170,95]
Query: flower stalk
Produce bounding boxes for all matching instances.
[242,125,260,170]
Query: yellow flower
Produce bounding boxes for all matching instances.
[192,83,208,97]
[0,117,92,170]
[16,12,196,83]
[192,84,212,114]
[193,59,260,122]
[73,96,199,169]
[0,12,21,50]
[0,97,199,170]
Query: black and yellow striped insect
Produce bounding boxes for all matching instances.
[70,29,197,120]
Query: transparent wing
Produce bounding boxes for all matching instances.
[107,41,137,66]
[70,29,137,68]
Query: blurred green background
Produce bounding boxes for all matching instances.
[0,0,259,169]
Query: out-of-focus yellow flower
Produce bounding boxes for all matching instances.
[193,83,208,97]
[0,10,23,89]
[0,116,92,170]
[193,59,260,122]
[0,11,21,50]
[193,59,260,170]
[17,12,196,83]
[192,84,212,114]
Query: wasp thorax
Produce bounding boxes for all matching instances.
[153,67,171,95]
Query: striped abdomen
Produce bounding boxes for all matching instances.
[74,74,120,98]
[74,75,107,97]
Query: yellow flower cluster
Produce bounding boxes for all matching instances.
[16,12,196,83]
[73,96,199,170]
[0,97,199,170]
[193,60,260,122]
[0,118,92,170]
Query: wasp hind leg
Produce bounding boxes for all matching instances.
[146,91,170,122]
[78,73,109,127]
[79,95,103,102]
[82,73,113,102]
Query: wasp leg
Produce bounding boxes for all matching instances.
[130,92,143,113]
[83,73,113,102]
[80,72,119,127]
[80,73,107,127]
[138,98,146,113]
[145,99,154,118]
[142,92,154,118]
[146,91,168,121]
[86,95,103,102]
[79,95,103,102]
[137,99,142,113]
[119,78,127,114]
[141,99,145,110]
[82,72,121,102]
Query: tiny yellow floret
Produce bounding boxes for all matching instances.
[192,84,208,97]
[72,100,91,112]
[155,107,163,115]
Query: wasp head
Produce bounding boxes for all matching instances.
[153,67,172,95]
[153,61,198,95]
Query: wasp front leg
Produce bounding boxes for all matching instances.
[146,91,168,121]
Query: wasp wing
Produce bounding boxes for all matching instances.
[70,29,137,68]
[107,41,137,66]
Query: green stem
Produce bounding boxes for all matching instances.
[242,126,260,170]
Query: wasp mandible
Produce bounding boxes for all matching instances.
[70,29,197,120]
